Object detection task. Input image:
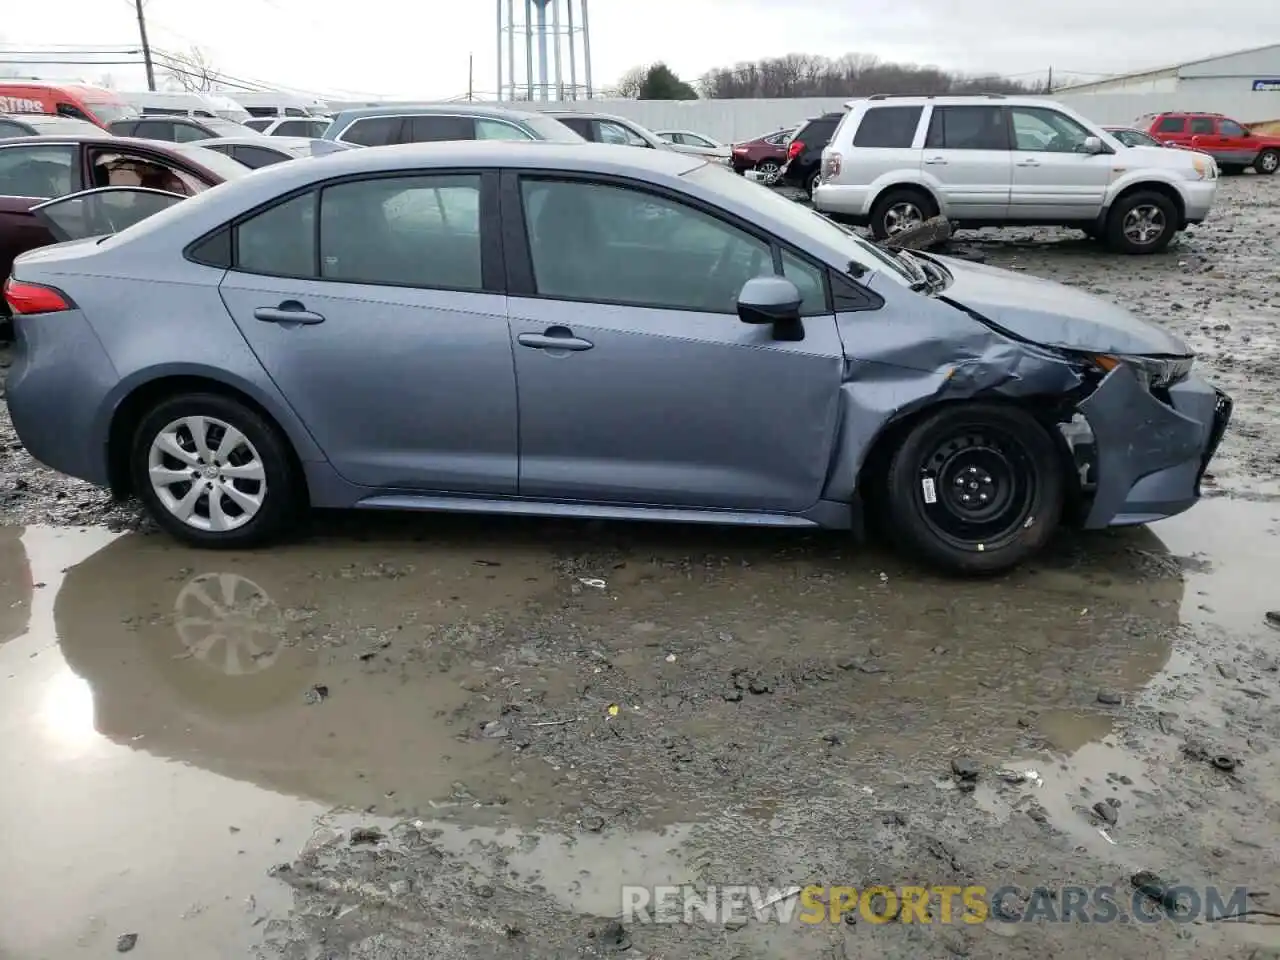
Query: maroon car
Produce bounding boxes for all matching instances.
[729,128,794,184]
[0,134,248,304]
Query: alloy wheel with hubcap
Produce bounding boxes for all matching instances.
[1257,150,1279,175]
[1121,204,1166,248]
[149,415,266,532]
[131,392,301,547]
[883,201,925,236]
[1107,191,1176,254]
[755,160,780,184]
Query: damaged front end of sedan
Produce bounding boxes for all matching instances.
[824,263,1232,561]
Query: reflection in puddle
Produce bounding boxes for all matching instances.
[0,498,1275,956]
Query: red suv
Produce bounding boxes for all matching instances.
[1139,112,1280,175]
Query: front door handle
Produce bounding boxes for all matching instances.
[1016,158,1041,167]
[518,326,593,351]
[923,156,948,165]
[254,301,325,325]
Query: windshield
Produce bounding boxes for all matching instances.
[524,113,588,143]
[685,163,914,285]
[85,101,139,124]
[169,143,254,180]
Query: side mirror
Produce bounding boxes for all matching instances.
[737,275,804,340]
[1083,136,1105,155]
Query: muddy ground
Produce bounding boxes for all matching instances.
[0,174,1278,960]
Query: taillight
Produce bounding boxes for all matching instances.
[3,278,74,315]
[823,152,842,178]
[787,140,804,159]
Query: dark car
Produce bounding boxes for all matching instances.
[779,112,843,196]
[0,113,110,139]
[197,135,355,169]
[108,115,253,143]
[0,135,247,332]
[729,128,793,183]
[543,111,668,149]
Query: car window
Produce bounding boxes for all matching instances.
[476,118,533,141]
[853,106,923,148]
[0,144,76,198]
[1219,119,1247,137]
[780,249,827,317]
[925,106,1008,151]
[246,108,274,118]
[0,120,31,138]
[87,151,203,196]
[285,107,307,117]
[233,145,289,169]
[341,116,403,146]
[1110,129,1157,148]
[597,120,648,147]
[318,174,482,290]
[520,178,772,313]
[1189,117,1215,135]
[552,116,590,139]
[406,115,475,142]
[235,191,317,277]
[798,118,838,147]
[274,120,309,137]
[172,121,210,142]
[243,118,272,132]
[1009,107,1093,153]
[55,102,91,121]
[1156,116,1185,133]
[35,187,186,241]
[687,134,716,148]
[133,120,175,140]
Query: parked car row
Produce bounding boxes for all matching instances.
[0,138,1233,576]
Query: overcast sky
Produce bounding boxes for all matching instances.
[3,0,1278,99]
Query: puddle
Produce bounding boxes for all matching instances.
[0,499,1276,956]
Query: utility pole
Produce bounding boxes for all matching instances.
[468,53,474,100]
[1046,66,1053,94]
[133,0,156,91]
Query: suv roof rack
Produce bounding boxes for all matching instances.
[865,92,1008,100]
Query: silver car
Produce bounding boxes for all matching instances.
[3,142,1231,574]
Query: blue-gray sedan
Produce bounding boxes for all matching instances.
[3,141,1231,574]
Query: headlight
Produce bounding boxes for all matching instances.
[1091,353,1194,389]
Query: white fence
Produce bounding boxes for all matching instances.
[515,91,1280,143]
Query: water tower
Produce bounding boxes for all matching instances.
[496,0,593,101]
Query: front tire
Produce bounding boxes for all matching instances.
[1254,149,1279,175]
[131,392,303,548]
[1106,190,1177,254]
[881,403,1065,575]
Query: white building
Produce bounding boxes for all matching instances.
[1056,43,1280,96]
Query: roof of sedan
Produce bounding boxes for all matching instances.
[252,139,706,178]
[328,103,554,123]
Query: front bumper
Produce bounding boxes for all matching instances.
[1180,178,1218,224]
[1078,366,1231,528]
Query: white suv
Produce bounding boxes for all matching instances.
[812,94,1219,254]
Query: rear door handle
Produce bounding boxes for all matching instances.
[253,301,325,325]
[518,327,593,351]
[923,156,947,165]
[1016,158,1041,167]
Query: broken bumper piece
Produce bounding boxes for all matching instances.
[1078,366,1232,529]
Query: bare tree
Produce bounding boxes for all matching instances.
[699,52,1045,99]
[605,64,649,98]
[161,46,221,92]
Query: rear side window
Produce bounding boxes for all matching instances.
[405,115,475,142]
[341,116,403,146]
[852,106,923,148]
[236,192,317,277]
[1189,117,1215,135]
[0,144,76,197]
[318,174,483,289]
[133,120,175,140]
[233,145,289,169]
[925,106,1008,150]
[172,122,208,143]
[274,120,310,136]
[1156,116,1185,133]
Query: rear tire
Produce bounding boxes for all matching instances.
[881,403,1064,575]
[1106,190,1178,254]
[1254,149,1279,175]
[131,392,303,548]
[870,188,938,241]
[805,170,821,197]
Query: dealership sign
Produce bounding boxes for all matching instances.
[1254,79,1280,92]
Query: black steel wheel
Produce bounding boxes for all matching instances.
[882,403,1065,574]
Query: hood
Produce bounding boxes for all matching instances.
[933,254,1191,357]
[1113,143,1206,170]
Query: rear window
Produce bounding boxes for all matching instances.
[798,118,838,146]
[852,106,923,148]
